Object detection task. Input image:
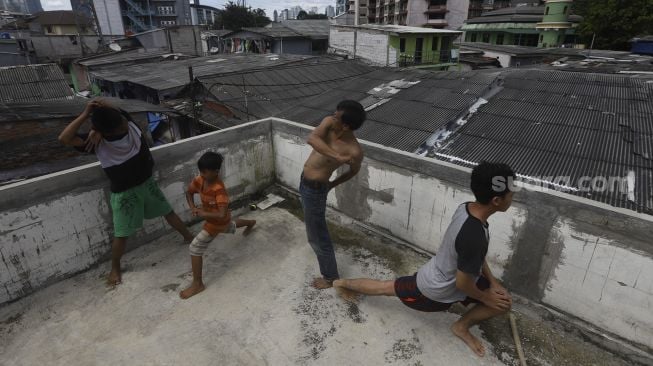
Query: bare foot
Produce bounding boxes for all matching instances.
[179,283,205,299]
[451,321,486,357]
[243,220,257,236]
[312,277,333,289]
[107,269,122,286]
[334,284,359,303]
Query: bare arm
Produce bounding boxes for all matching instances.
[456,270,511,311]
[329,152,362,189]
[307,117,350,164]
[58,101,97,146]
[198,206,228,220]
[482,260,498,285]
[186,191,197,209]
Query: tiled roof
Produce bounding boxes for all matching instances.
[0,64,72,103]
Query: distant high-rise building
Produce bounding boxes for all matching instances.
[325,5,335,17]
[336,0,347,16]
[88,0,191,35]
[291,5,302,19]
[273,9,278,22]
[309,6,318,14]
[0,0,42,14]
[280,9,289,21]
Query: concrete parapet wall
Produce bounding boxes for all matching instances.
[0,121,274,305]
[1,118,652,355]
[270,119,653,353]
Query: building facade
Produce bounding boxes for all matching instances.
[89,0,191,35]
[462,0,580,48]
[329,24,461,68]
[325,5,335,17]
[0,0,42,14]
[190,3,218,26]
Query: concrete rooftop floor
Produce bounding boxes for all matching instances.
[0,205,635,366]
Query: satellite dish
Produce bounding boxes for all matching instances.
[109,43,121,52]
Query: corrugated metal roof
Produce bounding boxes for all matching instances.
[0,97,176,122]
[437,69,653,214]
[76,49,174,67]
[0,64,73,103]
[90,53,315,92]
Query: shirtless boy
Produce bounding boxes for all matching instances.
[300,100,366,289]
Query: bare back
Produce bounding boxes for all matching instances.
[303,116,363,182]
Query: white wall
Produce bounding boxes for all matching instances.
[329,27,355,55]
[272,125,522,280]
[270,120,653,351]
[93,0,125,36]
[445,0,470,31]
[0,122,274,305]
[543,219,653,349]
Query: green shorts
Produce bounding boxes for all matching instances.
[110,177,173,238]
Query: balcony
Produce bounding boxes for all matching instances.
[156,12,177,16]
[425,18,448,26]
[425,5,447,13]
[0,118,651,365]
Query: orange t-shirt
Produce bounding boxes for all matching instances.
[188,176,232,236]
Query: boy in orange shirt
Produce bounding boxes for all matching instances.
[180,151,256,299]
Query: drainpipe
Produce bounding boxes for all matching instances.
[353,0,359,59]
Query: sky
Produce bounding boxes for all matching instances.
[42,0,337,19]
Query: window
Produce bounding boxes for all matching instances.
[432,36,438,51]
[429,0,446,5]
[545,6,549,15]
[539,34,543,43]
[482,33,490,43]
[470,33,477,42]
[158,6,174,14]
[557,34,562,44]
[46,25,53,33]
[428,13,445,20]
[563,6,568,14]
[497,33,504,45]
[399,38,406,52]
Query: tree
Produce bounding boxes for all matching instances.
[574,0,653,51]
[216,1,271,30]
[297,10,308,20]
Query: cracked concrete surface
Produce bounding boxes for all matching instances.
[0,208,506,366]
[0,207,635,365]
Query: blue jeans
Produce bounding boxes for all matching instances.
[300,175,339,281]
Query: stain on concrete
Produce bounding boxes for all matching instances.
[334,163,372,222]
[0,312,23,326]
[160,283,180,292]
[504,204,559,301]
[478,311,635,366]
[384,329,423,363]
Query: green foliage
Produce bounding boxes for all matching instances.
[574,0,653,50]
[215,1,271,31]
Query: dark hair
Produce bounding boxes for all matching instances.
[471,161,515,204]
[337,100,366,131]
[197,151,223,171]
[91,106,123,134]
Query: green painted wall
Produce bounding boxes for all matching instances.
[542,0,571,23]
[538,0,572,47]
[389,34,443,56]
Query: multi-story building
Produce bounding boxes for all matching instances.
[89,0,190,35]
[280,9,289,21]
[325,5,335,17]
[462,0,580,47]
[467,0,512,19]
[309,6,318,14]
[273,10,278,22]
[336,0,347,16]
[350,0,517,30]
[0,0,42,14]
[190,2,218,26]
